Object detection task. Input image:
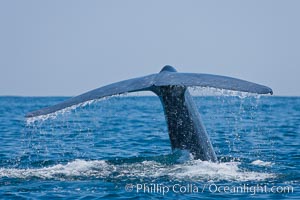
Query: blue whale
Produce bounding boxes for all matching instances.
[26,65,273,162]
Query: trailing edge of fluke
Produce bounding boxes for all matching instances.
[26,65,273,161]
[26,65,273,118]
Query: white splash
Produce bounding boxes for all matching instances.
[188,87,261,99]
[251,160,273,167]
[26,94,125,125]
[26,87,262,125]
[0,159,275,181]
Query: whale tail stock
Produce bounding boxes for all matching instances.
[26,65,273,161]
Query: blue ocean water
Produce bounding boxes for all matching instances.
[0,95,299,199]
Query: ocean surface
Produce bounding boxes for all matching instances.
[0,94,299,199]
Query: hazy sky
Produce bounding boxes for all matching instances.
[0,0,299,96]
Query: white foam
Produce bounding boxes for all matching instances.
[169,160,273,181]
[251,160,273,167]
[0,159,110,180]
[0,159,275,181]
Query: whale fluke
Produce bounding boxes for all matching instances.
[26,66,272,118]
[26,65,273,161]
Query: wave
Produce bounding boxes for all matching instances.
[251,160,273,167]
[0,159,275,182]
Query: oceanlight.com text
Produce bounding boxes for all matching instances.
[125,183,294,195]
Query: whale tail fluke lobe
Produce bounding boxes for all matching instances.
[25,74,157,118]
